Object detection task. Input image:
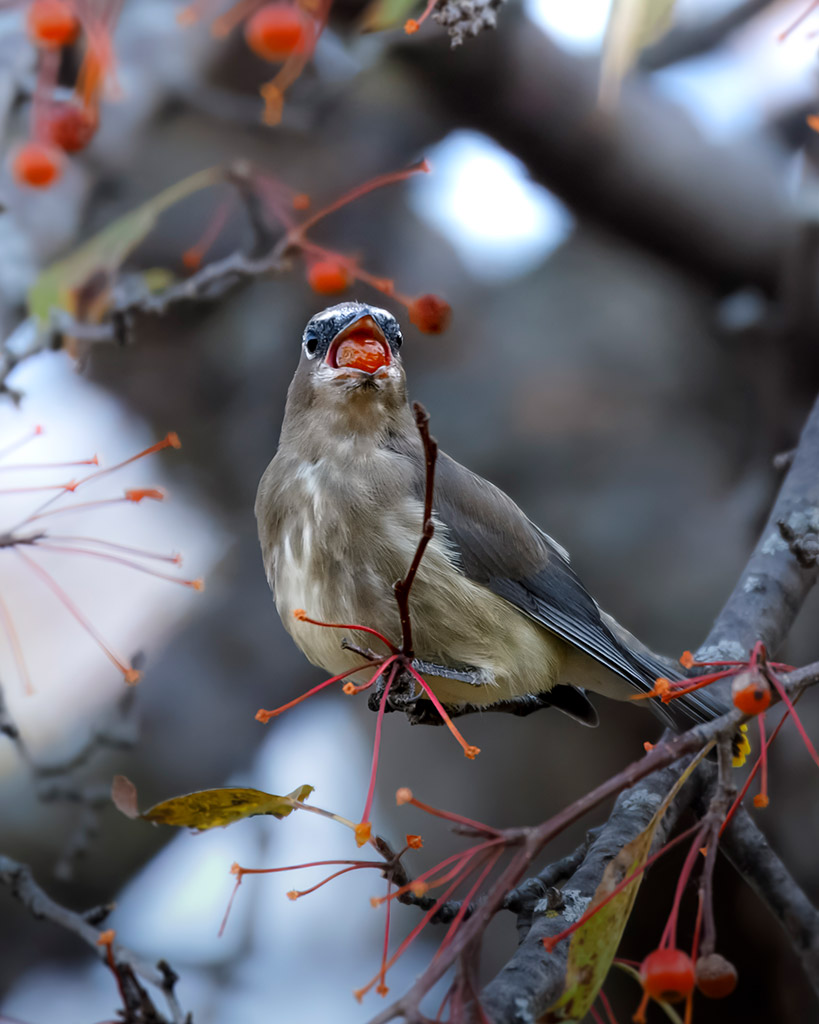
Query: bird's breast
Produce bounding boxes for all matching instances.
[265,454,566,701]
[269,454,428,676]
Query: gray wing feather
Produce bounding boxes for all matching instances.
[391,442,722,727]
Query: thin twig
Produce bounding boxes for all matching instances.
[393,403,438,658]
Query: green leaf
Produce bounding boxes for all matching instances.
[112,774,314,831]
[547,744,711,1021]
[359,0,418,33]
[550,820,654,1021]
[28,166,224,323]
[600,0,677,103]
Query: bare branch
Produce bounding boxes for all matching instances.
[697,389,819,664]
[0,227,291,394]
[720,804,819,992]
[0,855,188,1024]
[478,756,704,1023]
[397,15,792,294]
[367,659,819,1023]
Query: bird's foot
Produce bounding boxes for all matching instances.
[410,659,486,686]
[367,659,419,714]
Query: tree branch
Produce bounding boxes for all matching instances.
[0,855,187,1024]
[397,16,793,294]
[390,385,819,1021]
[367,659,819,1023]
[719,804,819,993]
[479,756,704,1023]
[696,388,819,664]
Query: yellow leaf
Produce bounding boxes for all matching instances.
[112,775,314,831]
[547,743,711,1020]
[28,166,224,324]
[359,0,418,33]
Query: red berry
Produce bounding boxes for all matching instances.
[47,103,98,153]
[10,142,63,188]
[731,669,771,715]
[334,332,389,373]
[307,260,350,295]
[244,3,310,62]
[26,0,80,49]
[408,294,451,334]
[640,948,696,1004]
[696,953,738,999]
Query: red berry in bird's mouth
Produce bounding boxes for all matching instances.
[330,330,390,373]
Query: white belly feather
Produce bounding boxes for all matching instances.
[270,460,567,706]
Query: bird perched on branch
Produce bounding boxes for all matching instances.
[256,301,724,731]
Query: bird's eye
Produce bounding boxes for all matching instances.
[304,336,319,358]
[394,333,403,350]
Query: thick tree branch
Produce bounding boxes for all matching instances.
[397,16,793,294]
[437,387,819,1022]
[696,388,819,664]
[368,660,819,1024]
[720,804,819,991]
[479,756,704,1023]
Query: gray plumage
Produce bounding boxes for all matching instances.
[256,302,724,730]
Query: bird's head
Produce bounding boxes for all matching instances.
[301,301,403,384]
[283,302,409,440]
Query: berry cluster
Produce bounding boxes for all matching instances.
[10,0,114,188]
[179,0,330,125]
[183,159,452,332]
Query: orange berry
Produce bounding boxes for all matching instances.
[244,3,309,62]
[10,142,63,188]
[731,669,771,715]
[640,948,696,1004]
[27,0,79,48]
[47,103,98,153]
[408,293,451,334]
[695,953,738,999]
[335,332,389,372]
[307,259,351,295]
[404,18,419,33]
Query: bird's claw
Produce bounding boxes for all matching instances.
[411,659,485,686]
[367,661,419,714]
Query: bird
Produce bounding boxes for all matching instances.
[255,300,724,732]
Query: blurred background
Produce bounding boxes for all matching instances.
[1,0,819,1021]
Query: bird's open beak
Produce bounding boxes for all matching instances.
[325,315,391,374]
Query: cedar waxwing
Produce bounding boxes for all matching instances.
[255,301,724,731]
